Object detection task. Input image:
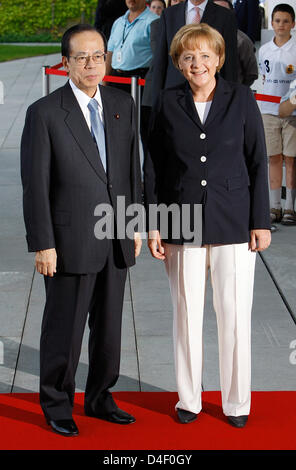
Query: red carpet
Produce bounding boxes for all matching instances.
[0,391,295,450]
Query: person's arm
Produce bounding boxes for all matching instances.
[220,10,238,82]
[247,0,261,43]
[129,96,143,257]
[105,51,113,76]
[279,81,296,117]
[104,19,117,83]
[257,45,266,92]
[238,33,258,86]
[94,0,104,30]
[279,99,296,118]
[21,105,57,275]
[243,87,271,250]
[144,92,166,259]
[151,12,168,105]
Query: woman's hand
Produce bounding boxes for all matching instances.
[148,230,166,260]
[249,229,271,252]
[134,232,142,258]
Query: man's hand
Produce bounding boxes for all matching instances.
[148,230,165,260]
[134,232,142,257]
[35,248,57,277]
[249,229,271,252]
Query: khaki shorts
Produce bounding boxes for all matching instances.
[262,114,296,157]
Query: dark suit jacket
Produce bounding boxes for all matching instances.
[145,76,270,245]
[142,18,160,107]
[152,0,238,104]
[234,0,261,43]
[21,82,142,273]
[94,0,127,40]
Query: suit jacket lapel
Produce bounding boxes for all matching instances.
[176,76,233,129]
[99,85,118,184]
[171,1,186,39]
[177,82,204,131]
[61,81,107,184]
[202,0,216,24]
[204,75,233,127]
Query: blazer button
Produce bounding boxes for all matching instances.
[200,133,206,139]
[201,180,207,186]
[200,156,207,162]
[108,184,113,189]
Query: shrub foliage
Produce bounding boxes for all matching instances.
[0,0,98,41]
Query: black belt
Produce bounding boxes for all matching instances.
[114,67,149,77]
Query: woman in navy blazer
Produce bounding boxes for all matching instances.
[145,23,271,428]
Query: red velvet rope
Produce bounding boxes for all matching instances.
[44,64,145,86]
[44,64,281,102]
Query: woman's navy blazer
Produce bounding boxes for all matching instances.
[144,76,270,245]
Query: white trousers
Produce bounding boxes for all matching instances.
[164,243,256,417]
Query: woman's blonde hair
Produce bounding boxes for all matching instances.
[169,23,225,72]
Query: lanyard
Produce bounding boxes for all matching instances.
[121,17,138,48]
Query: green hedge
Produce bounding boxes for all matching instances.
[0,0,98,42]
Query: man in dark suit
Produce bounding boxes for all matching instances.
[152,0,238,103]
[94,0,127,40]
[21,24,142,437]
[234,0,261,43]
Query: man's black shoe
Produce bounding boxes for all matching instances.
[85,408,136,425]
[177,408,198,424]
[47,418,79,436]
[227,415,248,428]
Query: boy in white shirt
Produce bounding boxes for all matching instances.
[259,4,296,225]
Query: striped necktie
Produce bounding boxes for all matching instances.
[87,98,107,172]
[192,6,201,24]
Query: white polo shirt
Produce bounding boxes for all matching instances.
[258,36,296,115]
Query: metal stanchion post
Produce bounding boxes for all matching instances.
[131,75,144,179]
[131,76,141,137]
[137,78,141,136]
[42,66,50,97]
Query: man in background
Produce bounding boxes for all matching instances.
[233,0,262,43]
[149,0,166,16]
[94,0,127,40]
[151,0,238,104]
[105,0,158,159]
[215,0,258,86]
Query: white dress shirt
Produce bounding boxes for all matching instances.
[186,0,209,24]
[69,79,104,129]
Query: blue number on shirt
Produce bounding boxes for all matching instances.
[264,60,270,73]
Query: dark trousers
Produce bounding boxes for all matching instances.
[40,240,127,421]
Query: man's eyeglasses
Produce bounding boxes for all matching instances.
[70,52,107,65]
